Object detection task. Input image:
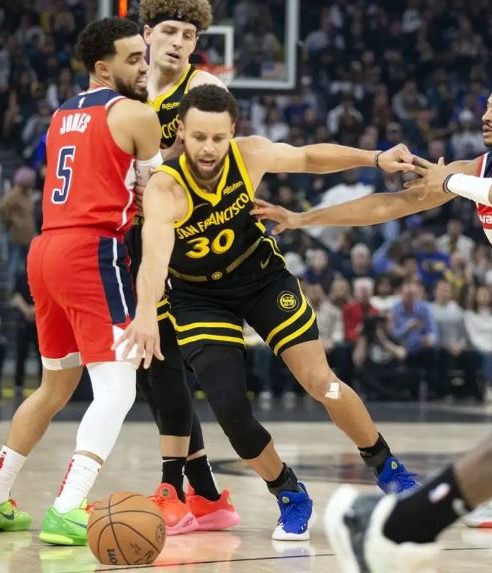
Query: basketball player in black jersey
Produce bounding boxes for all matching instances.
[133,84,420,540]
[124,0,238,535]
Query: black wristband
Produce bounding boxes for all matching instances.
[442,173,454,193]
[374,150,384,168]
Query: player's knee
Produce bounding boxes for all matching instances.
[189,345,270,459]
[302,368,342,402]
[220,410,271,459]
[87,361,136,419]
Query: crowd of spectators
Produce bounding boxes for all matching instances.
[1,0,492,402]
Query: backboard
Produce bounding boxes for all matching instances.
[110,0,300,91]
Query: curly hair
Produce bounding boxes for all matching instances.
[179,85,239,123]
[76,18,139,73]
[139,0,212,32]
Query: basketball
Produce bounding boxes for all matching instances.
[87,492,166,565]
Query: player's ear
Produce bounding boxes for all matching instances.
[231,122,236,137]
[94,60,111,82]
[177,121,184,142]
[142,25,153,45]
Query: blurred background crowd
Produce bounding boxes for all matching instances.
[1,0,492,403]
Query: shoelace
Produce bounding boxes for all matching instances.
[277,498,311,529]
[392,468,419,489]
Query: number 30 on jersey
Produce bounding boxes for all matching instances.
[185,228,235,259]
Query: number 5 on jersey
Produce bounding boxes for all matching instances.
[52,146,76,204]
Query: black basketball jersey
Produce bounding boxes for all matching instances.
[149,64,197,149]
[156,140,267,281]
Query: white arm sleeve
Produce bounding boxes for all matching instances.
[445,173,492,206]
[135,151,163,186]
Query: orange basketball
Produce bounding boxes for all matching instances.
[87,492,166,565]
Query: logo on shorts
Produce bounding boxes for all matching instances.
[211,271,223,281]
[277,291,299,311]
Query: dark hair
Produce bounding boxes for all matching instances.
[178,85,239,123]
[76,18,139,73]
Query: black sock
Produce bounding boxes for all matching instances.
[185,455,220,501]
[266,463,303,495]
[383,465,471,544]
[161,456,186,502]
[359,433,392,475]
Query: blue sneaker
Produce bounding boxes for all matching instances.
[272,483,313,541]
[377,456,419,493]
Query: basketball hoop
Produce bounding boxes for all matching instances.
[196,64,235,86]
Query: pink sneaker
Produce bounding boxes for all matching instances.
[187,486,240,531]
[150,483,198,536]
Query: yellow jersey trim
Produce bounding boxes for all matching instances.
[157,311,170,321]
[155,165,194,228]
[230,140,255,201]
[184,69,199,93]
[167,313,242,333]
[179,153,231,207]
[149,64,192,110]
[177,333,245,346]
[265,290,308,345]
[273,309,316,355]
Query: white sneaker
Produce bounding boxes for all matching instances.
[463,501,492,528]
[325,485,440,573]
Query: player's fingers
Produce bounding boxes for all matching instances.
[413,165,428,176]
[413,156,432,169]
[143,344,153,369]
[396,161,415,171]
[111,330,129,351]
[272,223,286,235]
[438,156,446,165]
[253,198,273,208]
[153,339,164,361]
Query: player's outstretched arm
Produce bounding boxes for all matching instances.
[240,136,415,177]
[251,188,454,235]
[113,172,183,368]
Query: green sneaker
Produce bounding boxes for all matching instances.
[0,499,32,531]
[39,501,89,546]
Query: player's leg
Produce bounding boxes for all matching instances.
[149,315,239,532]
[0,366,81,532]
[325,434,492,573]
[0,236,82,533]
[249,269,417,493]
[39,235,137,546]
[189,344,310,540]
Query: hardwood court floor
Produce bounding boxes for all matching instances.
[1,406,492,572]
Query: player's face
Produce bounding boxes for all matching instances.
[110,35,149,102]
[180,108,235,181]
[144,21,197,74]
[482,94,492,147]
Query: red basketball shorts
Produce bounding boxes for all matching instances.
[27,231,135,368]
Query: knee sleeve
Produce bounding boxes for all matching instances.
[76,361,136,460]
[146,318,193,437]
[190,345,271,459]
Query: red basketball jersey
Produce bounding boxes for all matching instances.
[42,87,137,238]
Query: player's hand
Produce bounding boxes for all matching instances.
[404,156,448,199]
[250,199,302,235]
[112,311,164,369]
[134,184,145,213]
[377,144,415,173]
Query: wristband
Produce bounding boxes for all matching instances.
[374,150,384,168]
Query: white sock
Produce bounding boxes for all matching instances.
[0,446,26,503]
[54,454,101,514]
